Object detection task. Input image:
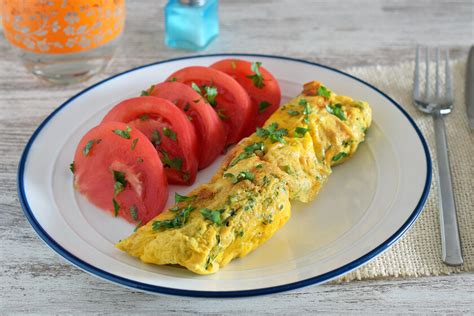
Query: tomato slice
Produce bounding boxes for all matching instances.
[102,97,199,185]
[73,121,168,225]
[166,66,252,144]
[210,59,281,135]
[149,82,227,169]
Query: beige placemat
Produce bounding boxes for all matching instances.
[335,60,473,282]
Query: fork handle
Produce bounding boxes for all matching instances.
[433,111,463,266]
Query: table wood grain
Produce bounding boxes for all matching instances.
[1,0,473,313]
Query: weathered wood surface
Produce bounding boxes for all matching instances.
[1,0,473,313]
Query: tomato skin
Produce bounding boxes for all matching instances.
[102,97,199,185]
[149,82,227,169]
[210,59,281,135]
[73,121,168,225]
[166,66,252,145]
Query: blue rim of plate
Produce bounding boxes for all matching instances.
[17,53,432,298]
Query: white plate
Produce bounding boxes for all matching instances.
[18,54,431,297]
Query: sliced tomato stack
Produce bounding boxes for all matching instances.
[149,82,227,169]
[71,58,281,227]
[73,122,168,225]
[211,59,281,135]
[102,96,199,185]
[166,66,253,145]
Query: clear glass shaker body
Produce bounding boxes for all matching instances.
[165,0,219,51]
[1,0,125,85]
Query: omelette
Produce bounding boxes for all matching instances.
[117,81,372,275]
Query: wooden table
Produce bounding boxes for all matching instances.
[1,0,473,313]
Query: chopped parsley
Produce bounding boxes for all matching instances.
[216,109,228,120]
[131,138,139,150]
[140,84,155,96]
[258,101,271,113]
[160,150,183,170]
[139,114,150,121]
[113,170,127,196]
[152,205,195,231]
[203,85,217,107]
[113,198,120,217]
[151,130,161,146]
[191,82,201,94]
[224,171,255,184]
[175,192,196,203]
[182,171,190,182]
[295,127,309,138]
[83,139,96,156]
[133,220,142,232]
[69,162,75,174]
[113,126,132,139]
[299,98,312,123]
[317,85,331,98]
[130,205,138,221]
[229,142,264,167]
[169,77,177,82]
[332,152,348,162]
[200,208,223,225]
[256,163,263,169]
[326,103,346,121]
[256,122,288,143]
[183,103,190,112]
[162,127,177,141]
[288,109,300,116]
[246,61,265,88]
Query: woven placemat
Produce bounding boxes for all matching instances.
[335,60,473,282]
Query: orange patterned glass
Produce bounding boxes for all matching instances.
[1,0,125,54]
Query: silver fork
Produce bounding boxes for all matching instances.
[413,47,463,266]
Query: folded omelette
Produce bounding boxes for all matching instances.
[116,81,372,274]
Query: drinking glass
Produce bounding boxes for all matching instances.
[1,0,125,84]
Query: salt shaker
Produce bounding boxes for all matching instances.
[165,0,219,51]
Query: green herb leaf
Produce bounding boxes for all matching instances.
[295,126,309,138]
[256,122,288,143]
[139,114,150,121]
[256,163,263,169]
[191,82,201,94]
[246,61,265,88]
[326,103,346,121]
[299,99,312,124]
[229,142,264,167]
[113,170,127,196]
[152,205,195,231]
[69,162,75,174]
[235,171,255,184]
[134,220,142,232]
[162,127,177,141]
[160,150,183,170]
[113,198,120,217]
[288,109,300,116]
[175,192,196,203]
[151,130,161,146]
[203,85,218,107]
[130,205,138,221]
[131,138,139,150]
[83,139,96,156]
[182,171,190,182]
[140,84,155,96]
[183,103,190,112]
[317,86,331,98]
[299,98,308,106]
[332,152,348,162]
[216,109,228,120]
[200,208,223,225]
[258,101,271,113]
[169,77,177,82]
[113,126,132,139]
